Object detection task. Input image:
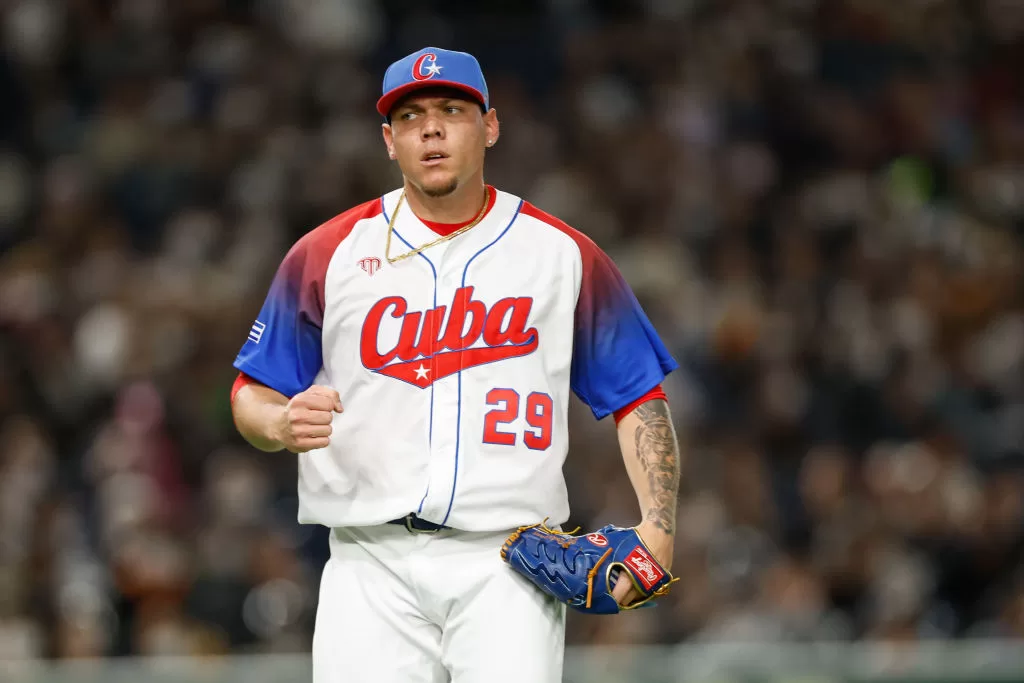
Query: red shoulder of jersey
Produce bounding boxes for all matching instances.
[284,198,383,328]
[519,201,596,255]
[231,198,383,400]
[518,201,679,421]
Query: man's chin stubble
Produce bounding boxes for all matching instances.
[423,178,459,198]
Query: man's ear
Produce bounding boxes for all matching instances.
[483,108,500,148]
[382,123,396,160]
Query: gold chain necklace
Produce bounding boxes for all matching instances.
[384,187,492,264]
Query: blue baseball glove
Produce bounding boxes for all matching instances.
[500,520,677,615]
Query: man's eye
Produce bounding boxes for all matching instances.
[400,112,416,120]
[446,106,461,114]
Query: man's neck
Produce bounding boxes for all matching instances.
[403,180,488,224]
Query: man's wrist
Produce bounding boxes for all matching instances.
[266,403,289,449]
[637,518,674,568]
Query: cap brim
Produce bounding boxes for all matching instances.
[376,80,487,117]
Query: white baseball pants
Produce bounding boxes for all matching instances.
[312,523,566,683]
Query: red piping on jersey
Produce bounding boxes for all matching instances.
[613,385,667,424]
[231,372,256,403]
[417,185,497,236]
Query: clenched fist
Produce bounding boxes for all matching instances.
[275,385,344,453]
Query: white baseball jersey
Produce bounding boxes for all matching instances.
[233,186,677,532]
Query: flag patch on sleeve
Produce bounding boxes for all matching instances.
[248,320,266,344]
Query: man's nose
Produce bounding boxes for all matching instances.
[421,114,444,139]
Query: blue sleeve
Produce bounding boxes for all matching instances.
[233,234,328,398]
[570,241,678,420]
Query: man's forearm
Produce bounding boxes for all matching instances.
[232,383,289,452]
[616,398,681,535]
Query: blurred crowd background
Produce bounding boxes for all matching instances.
[1,0,1023,662]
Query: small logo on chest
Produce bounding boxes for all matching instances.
[357,257,382,277]
[360,286,538,388]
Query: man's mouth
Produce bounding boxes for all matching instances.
[421,152,449,166]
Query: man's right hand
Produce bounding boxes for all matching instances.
[275,385,344,453]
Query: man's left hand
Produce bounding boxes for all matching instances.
[611,520,674,607]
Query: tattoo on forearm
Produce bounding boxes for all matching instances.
[634,401,680,535]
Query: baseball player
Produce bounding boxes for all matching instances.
[230,47,681,683]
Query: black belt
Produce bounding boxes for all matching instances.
[388,513,450,533]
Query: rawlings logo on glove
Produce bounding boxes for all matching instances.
[500,521,677,614]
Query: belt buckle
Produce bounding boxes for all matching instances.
[404,514,440,534]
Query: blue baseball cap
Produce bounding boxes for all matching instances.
[376,47,489,117]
